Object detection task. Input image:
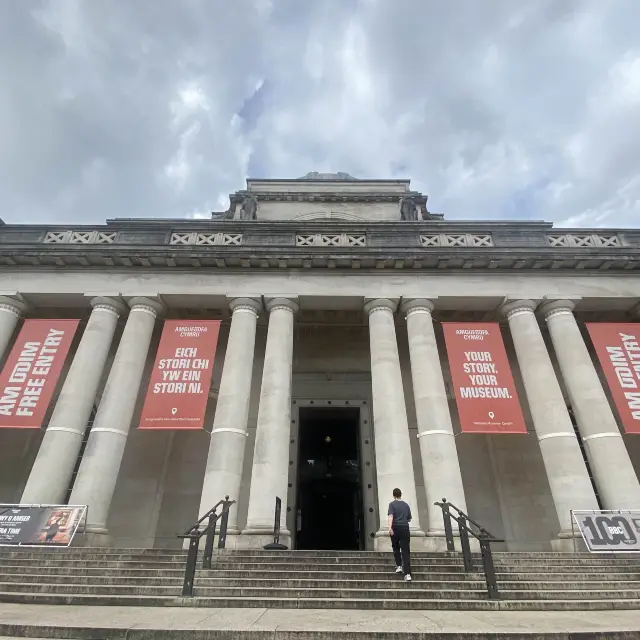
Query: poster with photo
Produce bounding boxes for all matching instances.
[0,505,86,547]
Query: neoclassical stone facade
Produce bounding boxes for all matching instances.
[1,173,640,552]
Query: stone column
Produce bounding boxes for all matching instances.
[401,299,466,545]
[0,296,28,360]
[199,297,261,535]
[69,297,164,536]
[501,300,599,542]
[365,298,424,543]
[242,298,298,546]
[540,299,640,510]
[21,297,127,504]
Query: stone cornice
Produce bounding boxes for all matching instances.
[0,244,638,273]
[230,189,427,205]
[0,219,638,273]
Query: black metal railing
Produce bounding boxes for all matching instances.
[177,496,235,597]
[263,496,288,550]
[434,497,504,600]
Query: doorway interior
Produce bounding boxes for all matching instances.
[296,407,363,550]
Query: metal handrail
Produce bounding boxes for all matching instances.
[434,497,504,600]
[263,496,288,550]
[177,495,235,597]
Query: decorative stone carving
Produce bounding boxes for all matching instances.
[400,197,418,221]
[547,234,620,248]
[239,195,258,220]
[296,234,366,247]
[421,234,493,247]
[44,231,116,244]
[169,233,242,246]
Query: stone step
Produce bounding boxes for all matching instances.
[196,569,640,582]
[2,555,639,568]
[2,552,639,566]
[198,558,640,573]
[3,582,640,601]
[1,591,640,610]
[1,624,640,640]
[3,548,627,557]
[6,569,640,584]
[2,574,639,591]
[3,561,640,576]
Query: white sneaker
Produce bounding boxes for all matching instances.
[404,574,412,582]
[395,566,403,574]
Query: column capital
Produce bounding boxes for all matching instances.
[0,294,29,318]
[89,296,127,317]
[128,296,165,318]
[265,297,299,315]
[539,299,576,321]
[401,298,435,317]
[500,299,538,320]
[229,297,262,317]
[364,298,397,316]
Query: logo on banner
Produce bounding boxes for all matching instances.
[586,324,640,434]
[573,510,640,553]
[442,323,527,434]
[0,320,79,429]
[139,320,221,430]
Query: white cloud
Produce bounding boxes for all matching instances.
[0,0,638,228]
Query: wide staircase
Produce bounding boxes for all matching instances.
[0,547,640,610]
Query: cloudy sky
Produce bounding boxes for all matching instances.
[1,0,639,227]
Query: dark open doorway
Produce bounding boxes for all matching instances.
[296,407,363,550]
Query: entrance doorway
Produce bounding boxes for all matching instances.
[296,407,363,550]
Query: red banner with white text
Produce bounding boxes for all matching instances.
[0,319,79,428]
[139,320,221,429]
[586,323,640,434]
[442,323,527,434]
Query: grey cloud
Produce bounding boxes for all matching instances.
[0,0,638,227]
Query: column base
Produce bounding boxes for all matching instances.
[422,534,456,552]
[72,531,113,548]
[373,528,425,551]
[238,527,292,550]
[180,529,244,551]
[551,533,586,552]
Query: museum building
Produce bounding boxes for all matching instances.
[0,172,640,553]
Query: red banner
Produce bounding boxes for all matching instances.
[139,320,220,429]
[586,323,640,434]
[0,319,79,428]
[442,323,527,434]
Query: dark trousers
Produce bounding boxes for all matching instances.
[391,526,411,575]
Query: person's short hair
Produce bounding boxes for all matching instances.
[393,488,402,498]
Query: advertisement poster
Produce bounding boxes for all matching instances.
[139,320,221,429]
[586,323,640,434]
[0,319,79,428]
[0,505,86,547]
[442,323,527,434]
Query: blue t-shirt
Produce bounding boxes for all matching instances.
[388,500,412,528]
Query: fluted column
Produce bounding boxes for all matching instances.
[21,297,127,504]
[69,297,164,535]
[243,298,298,542]
[199,297,261,534]
[501,300,598,539]
[401,299,466,540]
[365,298,424,540]
[540,299,640,509]
[0,296,28,360]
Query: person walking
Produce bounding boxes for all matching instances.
[388,487,412,581]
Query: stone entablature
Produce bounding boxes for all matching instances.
[0,219,638,272]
